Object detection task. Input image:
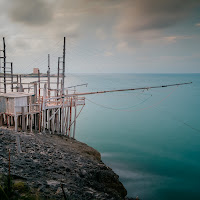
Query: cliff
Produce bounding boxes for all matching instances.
[0,128,133,200]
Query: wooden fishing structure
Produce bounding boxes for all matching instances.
[0,37,192,138]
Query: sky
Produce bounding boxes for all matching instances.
[0,0,200,74]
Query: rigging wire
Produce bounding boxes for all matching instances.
[153,105,200,134]
[85,86,178,112]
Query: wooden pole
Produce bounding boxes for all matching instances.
[30,114,33,133]
[15,116,18,132]
[47,109,50,133]
[43,83,47,133]
[34,114,37,132]
[38,70,41,101]
[72,82,193,96]
[48,54,50,98]
[73,97,77,139]
[19,75,23,92]
[34,82,37,101]
[57,57,60,97]
[17,75,19,92]
[65,94,69,136]
[38,70,41,132]
[62,37,66,94]
[61,79,64,134]
[3,37,6,93]
[69,97,72,137]
[21,107,25,131]
[11,62,13,92]
[52,109,55,134]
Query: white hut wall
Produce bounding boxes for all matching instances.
[0,96,6,113]
[15,97,28,114]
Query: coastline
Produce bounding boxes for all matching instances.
[0,128,135,200]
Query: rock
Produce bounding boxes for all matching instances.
[0,128,129,200]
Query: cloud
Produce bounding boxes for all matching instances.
[163,35,193,43]
[104,51,113,56]
[196,23,200,27]
[116,41,135,53]
[96,28,106,40]
[9,0,54,26]
[114,0,200,40]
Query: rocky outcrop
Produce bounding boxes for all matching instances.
[0,128,128,200]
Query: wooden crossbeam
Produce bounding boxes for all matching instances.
[72,82,192,96]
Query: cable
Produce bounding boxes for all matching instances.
[84,86,178,112]
[153,105,200,134]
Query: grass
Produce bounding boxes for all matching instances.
[0,174,42,200]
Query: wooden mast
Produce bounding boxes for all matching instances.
[3,37,6,93]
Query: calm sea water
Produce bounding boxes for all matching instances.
[22,74,200,199]
[64,73,200,200]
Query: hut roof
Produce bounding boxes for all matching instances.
[0,92,34,98]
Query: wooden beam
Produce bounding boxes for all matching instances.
[72,82,193,96]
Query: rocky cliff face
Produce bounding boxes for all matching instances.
[0,128,128,200]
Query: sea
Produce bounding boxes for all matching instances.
[66,73,200,200]
[23,73,200,200]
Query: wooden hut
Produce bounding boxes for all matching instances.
[0,92,36,130]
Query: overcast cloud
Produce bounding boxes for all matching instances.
[0,0,200,73]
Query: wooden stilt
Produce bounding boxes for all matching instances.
[0,114,3,126]
[43,84,47,133]
[30,114,33,133]
[15,116,18,132]
[73,97,77,139]
[66,106,69,136]
[69,97,72,137]
[52,109,55,134]
[22,107,25,132]
[35,114,37,132]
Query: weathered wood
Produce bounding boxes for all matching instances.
[0,37,87,139]
[14,116,18,132]
[22,107,25,131]
[0,114,3,126]
[38,70,41,132]
[47,109,50,134]
[56,108,59,133]
[34,82,37,101]
[42,83,47,133]
[25,114,28,132]
[62,37,66,92]
[17,75,19,92]
[19,76,24,92]
[57,57,60,97]
[48,54,50,98]
[35,114,37,132]
[30,114,33,133]
[61,80,64,134]
[11,116,13,126]
[73,97,77,139]
[3,37,6,93]
[69,97,72,137]
[52,109,55,134]
[7,115,10,128]
[11,63,13,92]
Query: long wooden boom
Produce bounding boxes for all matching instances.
[72,82,192,96]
